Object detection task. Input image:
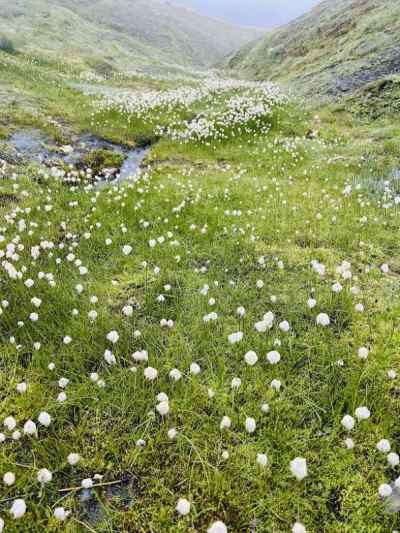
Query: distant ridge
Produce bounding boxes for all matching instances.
[226,0,400,95]
[0,0,264,71]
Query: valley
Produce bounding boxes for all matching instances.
[0,1,399,532]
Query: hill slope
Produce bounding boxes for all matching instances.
[0,0,263,71]
[227,0,400,95]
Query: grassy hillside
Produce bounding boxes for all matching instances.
[226,0,400,96]
[0,0,263,71]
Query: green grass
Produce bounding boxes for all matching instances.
[0,65,400,533]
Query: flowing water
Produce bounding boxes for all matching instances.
[4,129,150,185]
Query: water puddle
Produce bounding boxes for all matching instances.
[7,129,53,163]
[77,477,139,527]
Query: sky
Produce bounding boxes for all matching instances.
[175,0,323,27]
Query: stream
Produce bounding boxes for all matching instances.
[2,129,150,185]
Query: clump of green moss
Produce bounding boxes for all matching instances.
[82,149,124,174]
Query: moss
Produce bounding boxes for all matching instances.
[82,148,124,174]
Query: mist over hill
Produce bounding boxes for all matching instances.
[0,0,263,71]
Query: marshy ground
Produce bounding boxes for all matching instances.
[0,51,399,533]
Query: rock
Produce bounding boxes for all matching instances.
[60,145,74,155]
[101,167,119,177]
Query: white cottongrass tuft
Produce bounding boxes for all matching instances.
[377,439,390,453]
[245,417,256,434]
[81,478,93,489]
[228,331,243,344]
[378,484,392,497]
[244,351,258,366]
[23,420,37,436]
[3,472,16,486]
[292,523,307,533]
[355,406,370,421]
[257,453,268,467]
[10,499,26,519]
[106,330,119,344]
[176,498,191,516]
[67,453,81,466]
[357,346,369,360]
[388,452,399,467]
[290,457,308,481]
[208,521,228,533]
[341,415,355,431]
[156,400,170,416]
[37,468,52,484]
[54,507,70,521]
[122,245,132,255]
[38,411,51,427]
[144,367,158,381]
[267,350,281,364]
[316,313,330,326]
[220,416,231,430]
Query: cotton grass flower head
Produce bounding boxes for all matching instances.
[168,428,177,439]
[23,419,37,436]
[106,330,119,344]
[176,498,191,516]
[228,331,243,344]
[267,350,281,364]
[341,415,355,431]
[307,298,316,309]
[316,313,330,326]
[257,453,268,466]
[292,523,306,533]
[3,472,16,486]
[38,411,51,427]
[122,245,132,255]
[388,452,399,467]
[156,400,170,416]
[220,416,231,430]
[290,457,308,481]
[144,367,158,381]
[4,416,16,431]
[54,507,70,521]
[378,484,392,497]
[190,362,201,375]
[231,377,241,389]
[245,417,256,433]
[279,320,290,332]
[355,406,370,421]
[37,468,52,484]
[122,305,134,316]
[10,498,26,519]
[344,438,354,449]
[270,379,281,391]
[377,439,391,453]
[16,382,27,393]
[357,347,369,360]
[169,368,182,381]
[244,351,258,366]
[208,520,228,533]
[67,453,81,465]
[81,478,93,489]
